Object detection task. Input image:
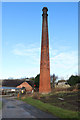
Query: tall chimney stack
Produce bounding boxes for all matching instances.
[39,7,51,94]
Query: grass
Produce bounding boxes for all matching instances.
[21,96,79,119]
[39,91,79,111]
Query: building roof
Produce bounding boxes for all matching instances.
[2,79,34,87]
[58,80,66,83]
[16,82,32,90]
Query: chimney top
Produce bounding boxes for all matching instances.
[42,7,48,11]
[42,7,48,16]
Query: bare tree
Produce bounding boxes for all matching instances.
[52,74,58,88]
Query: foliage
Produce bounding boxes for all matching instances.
[34,74,40,88]
[67,75,80,86]
[29,77,35,81]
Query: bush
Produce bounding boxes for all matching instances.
[34,74,40,88]
[32,92,40,99]
[67,75,80,86]
[67,84,80,91]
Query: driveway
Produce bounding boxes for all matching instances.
[2,97,59,119]
[0,97,2,120]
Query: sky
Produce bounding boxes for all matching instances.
[1,2,78,80]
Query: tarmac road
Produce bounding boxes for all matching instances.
[2,97,59,119]
[0,97,2,120]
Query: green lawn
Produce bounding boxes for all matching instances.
[21,97,79,119]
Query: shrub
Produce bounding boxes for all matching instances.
[67,75,80,86]
[34,74,40,88]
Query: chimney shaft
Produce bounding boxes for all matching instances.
[39,7,51,94]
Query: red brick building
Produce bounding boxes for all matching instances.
[16,82,32,92]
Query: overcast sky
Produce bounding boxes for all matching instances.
[2,2,78,79]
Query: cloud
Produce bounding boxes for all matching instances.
[12,43,41,64]
[13,43,40,57]
[50,50,78,79]
[12,43,78,80]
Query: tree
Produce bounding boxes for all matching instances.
[29,77,35,87]
[67,75,80,86]
[29,77,35,81]
[34,74,40,88]
[51,74,58,88]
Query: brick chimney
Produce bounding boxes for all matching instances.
[39,7,51,94]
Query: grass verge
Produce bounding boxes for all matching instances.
[20,97,79,119]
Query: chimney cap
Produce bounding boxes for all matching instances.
[42,7,48,11]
